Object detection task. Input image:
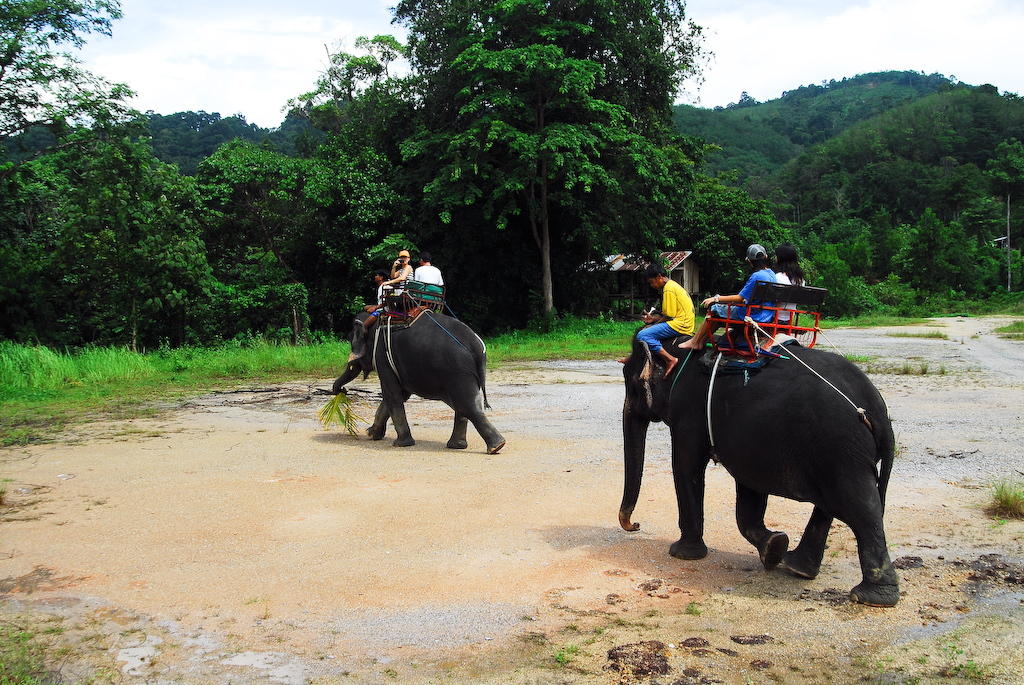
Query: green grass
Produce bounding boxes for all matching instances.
[0,624,47,685]
[0,312,960,446]
[0,317,640,445]
[0,338,352,446]
[484,315,639,364]
[822,314,935,328]
[885,330,949,339]
[993,320,1024,339]
[986,480,1024,520]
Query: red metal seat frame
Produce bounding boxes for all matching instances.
[707,282,828,359]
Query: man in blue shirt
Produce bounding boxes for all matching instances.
[678,244,777,352]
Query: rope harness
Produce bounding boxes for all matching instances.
[371,311,475,392]
[696,317,874,453]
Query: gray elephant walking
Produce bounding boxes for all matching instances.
[333,312,506,454]
[620,337,900,606]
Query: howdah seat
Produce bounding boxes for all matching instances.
[707,281,828,359]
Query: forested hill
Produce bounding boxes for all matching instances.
[673,71,954,183]
[145,111,314,175]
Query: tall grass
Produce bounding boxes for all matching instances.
[993,320,1024,339]
[0,338,352,446]
[0,341,154,390]
[987,480,1024,519]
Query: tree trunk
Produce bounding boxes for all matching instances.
[539,161,553,314]
[131,294,138,353]
[1007,193,1012,292]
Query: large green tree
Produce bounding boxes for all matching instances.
[395,0,705,315]
[0,0,134,168]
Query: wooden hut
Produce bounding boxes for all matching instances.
[605,251,699,316]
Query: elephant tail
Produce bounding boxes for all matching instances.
[870,409,895,510]
[473,330,492,409]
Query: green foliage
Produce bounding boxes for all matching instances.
[678,174,786,297]
[674,70,951,185]
[396,0,706,317]
[144,110,305,175]
[0,624,47,685]
[0,0,135,146]
[0,134,213,349]
[987,480,1024,519]
[196,138,401,338]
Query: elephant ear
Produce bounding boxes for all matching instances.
[638,341,655,410]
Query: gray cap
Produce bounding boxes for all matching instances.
[746,243,767,261]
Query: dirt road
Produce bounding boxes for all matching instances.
[2,317,1023,684]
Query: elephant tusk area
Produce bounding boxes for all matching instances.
[618,510,640,531]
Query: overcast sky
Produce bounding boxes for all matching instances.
[78,0,1024,130]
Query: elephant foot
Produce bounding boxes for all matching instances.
[783,551,821,580]
[446,438,468,449]
[392,436,416,447]
[759,531,789,571]
[367,426,385,441]
[850,580,900,607]
[487,440,505,455]
[669,538,709,560]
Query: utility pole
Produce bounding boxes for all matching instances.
[1008,193,1013,292]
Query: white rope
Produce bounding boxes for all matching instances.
[706,352,723,451]
[380,315,401,386]
[747,318,864,419]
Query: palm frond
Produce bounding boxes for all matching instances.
[317,392,360,435]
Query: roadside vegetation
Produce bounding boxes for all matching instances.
[0,623,47,685]
[2,309,1020,447]
[994,320,1024,339]
[987,480,1024,520]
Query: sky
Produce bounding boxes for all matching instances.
[78,0,1024,130]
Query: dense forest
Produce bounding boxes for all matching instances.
[1,1,1022,352]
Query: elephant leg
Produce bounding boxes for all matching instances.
[736,482,788,571]
[668,443,709,560]
[447,413,469,449]
[784,506,832,580]
[385,393,415,446]
[841,492,900,607]
[461,401,505,454]
[367,401,389,440]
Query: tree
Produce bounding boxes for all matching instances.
[0,0,135,170]
[395,0,706,315]
[986,138,1024,291]
[197,139,402,338]
[0,135,213,348]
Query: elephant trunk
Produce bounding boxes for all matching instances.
[619,398,650,531]
[331,355,363,394]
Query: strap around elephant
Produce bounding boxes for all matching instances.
[423,311,470,353]
[706,351,724,455]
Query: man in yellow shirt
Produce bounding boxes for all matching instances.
[620,263,694,377]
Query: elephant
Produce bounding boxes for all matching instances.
[332,311,506,454]
[619,336,900,607]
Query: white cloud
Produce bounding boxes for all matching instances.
[685,0,1024,107]
[80,0,401,127]
[77,0,1024,126]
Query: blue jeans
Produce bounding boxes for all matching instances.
[709,303,746,320]
[637,322,680,354]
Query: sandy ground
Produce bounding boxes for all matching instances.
[2,316,1023,684]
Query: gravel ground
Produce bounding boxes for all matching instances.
[1,316,1023,684]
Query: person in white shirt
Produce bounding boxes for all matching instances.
[773,242,806,323]
[413,252,444,286]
